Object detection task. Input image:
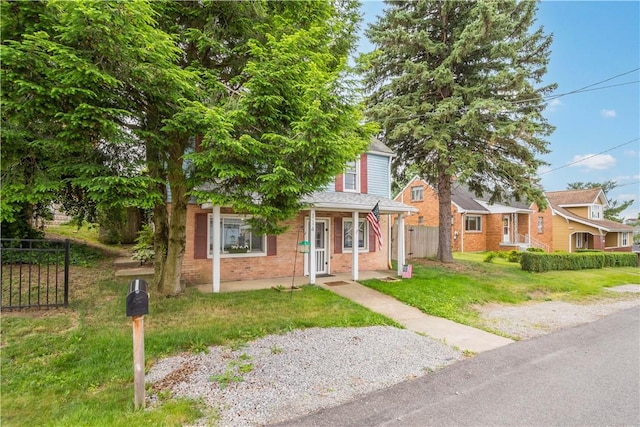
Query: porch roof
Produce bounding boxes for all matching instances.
[301,191,417,214]
[552,205,635,232]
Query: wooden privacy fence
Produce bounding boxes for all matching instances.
[391,225,438,259]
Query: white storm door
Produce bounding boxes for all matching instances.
[503,216,510,243]
[304,218,329,275]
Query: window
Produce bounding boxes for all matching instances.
[465,215,482,232]
[343,219,368,251]
[537,217,544,233]
[590,204,602,219]
[344,160,359,192]
[411,186,424,201]
[418,216,424,225]
[621,232,630,246]
[208,215,265,257]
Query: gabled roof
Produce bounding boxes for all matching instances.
[545,188,633,232]
[368,138,394,157]
[393,177,533,214]
[546,188,609,208]
[452,184,533,214]
[451,185,488,213]
[394,175,425,201]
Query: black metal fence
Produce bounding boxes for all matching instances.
[1,239,69,310]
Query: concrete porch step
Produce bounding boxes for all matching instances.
[114,256,142,269]
[114,266,155,277]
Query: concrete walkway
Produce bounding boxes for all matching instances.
[317,280,514,354]
[190,270,514,354]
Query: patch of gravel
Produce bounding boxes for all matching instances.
[145,326,462,426]
[477,291,640,340]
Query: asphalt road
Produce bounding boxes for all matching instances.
[275,306,640,427]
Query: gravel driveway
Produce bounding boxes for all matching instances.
[146,285,639,426]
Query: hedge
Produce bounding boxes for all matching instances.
[520,251,638,272]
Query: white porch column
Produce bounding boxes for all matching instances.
[352,210,359,281]
[309,209,316,285]
[212,206,221,293]
[397,214,405,276]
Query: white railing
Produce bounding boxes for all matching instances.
[519,234,550,252]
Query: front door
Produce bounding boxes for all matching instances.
[502,216,510,243]
[304,218,329,276]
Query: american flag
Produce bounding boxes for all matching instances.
[366,202,382,250]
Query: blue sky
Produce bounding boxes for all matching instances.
[357,1,640,221]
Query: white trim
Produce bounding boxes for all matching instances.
[352,211,359,281]
[207,214,267,258]
[304,216,330,276]
[342,217,369,252]
[343,159,360,193]
[465,215,483,232]
[394,175,424,201]
[397,214,405,276]
[212,206,221,293]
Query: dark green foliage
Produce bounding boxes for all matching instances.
[603,253,638,268]
[0,239,103,267]
[2,1,370,294]
[520,251,637,272]
[361,0,555,262]
[526,247,545,253]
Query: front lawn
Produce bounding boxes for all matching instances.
[1,245,395,427]
[362,252,639,329]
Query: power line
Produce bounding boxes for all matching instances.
[614,181,640,189]
[368,68,640,122]
[539,138,640,175]
[544,67,640,101]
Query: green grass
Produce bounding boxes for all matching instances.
[362,252,639,329]
[1,253,396,427]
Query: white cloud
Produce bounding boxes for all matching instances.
[623,149,638,157]
[546,99,562,112]
[600,109,616,118]
[569,154,616,170]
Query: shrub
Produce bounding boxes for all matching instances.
[603,252,638,267]
[506,250,521,263]
[521,251,606,272]
[484,252,497,263]
[526,247,544,253]
[132,225,155,264]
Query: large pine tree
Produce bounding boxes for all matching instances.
[362,0,556,262]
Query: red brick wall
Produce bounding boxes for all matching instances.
[181,205,390,284]
[530,203,553,251]
[485,214,503,251]
[396,179,439,227]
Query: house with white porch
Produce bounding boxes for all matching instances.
[179,139,416,292]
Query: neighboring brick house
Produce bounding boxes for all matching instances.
[530,188,635,253]
[395,176,538,253]
[178,139,416,291]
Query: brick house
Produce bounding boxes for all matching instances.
[395,177,635,254]
[395,176,538,253]
[529,188,635,252]
[178,139,416,292]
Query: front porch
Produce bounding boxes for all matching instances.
[188,270,397,293]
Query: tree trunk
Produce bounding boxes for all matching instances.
[156,145,189,296]
[161,189,187,296]
[437,170,454,263]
